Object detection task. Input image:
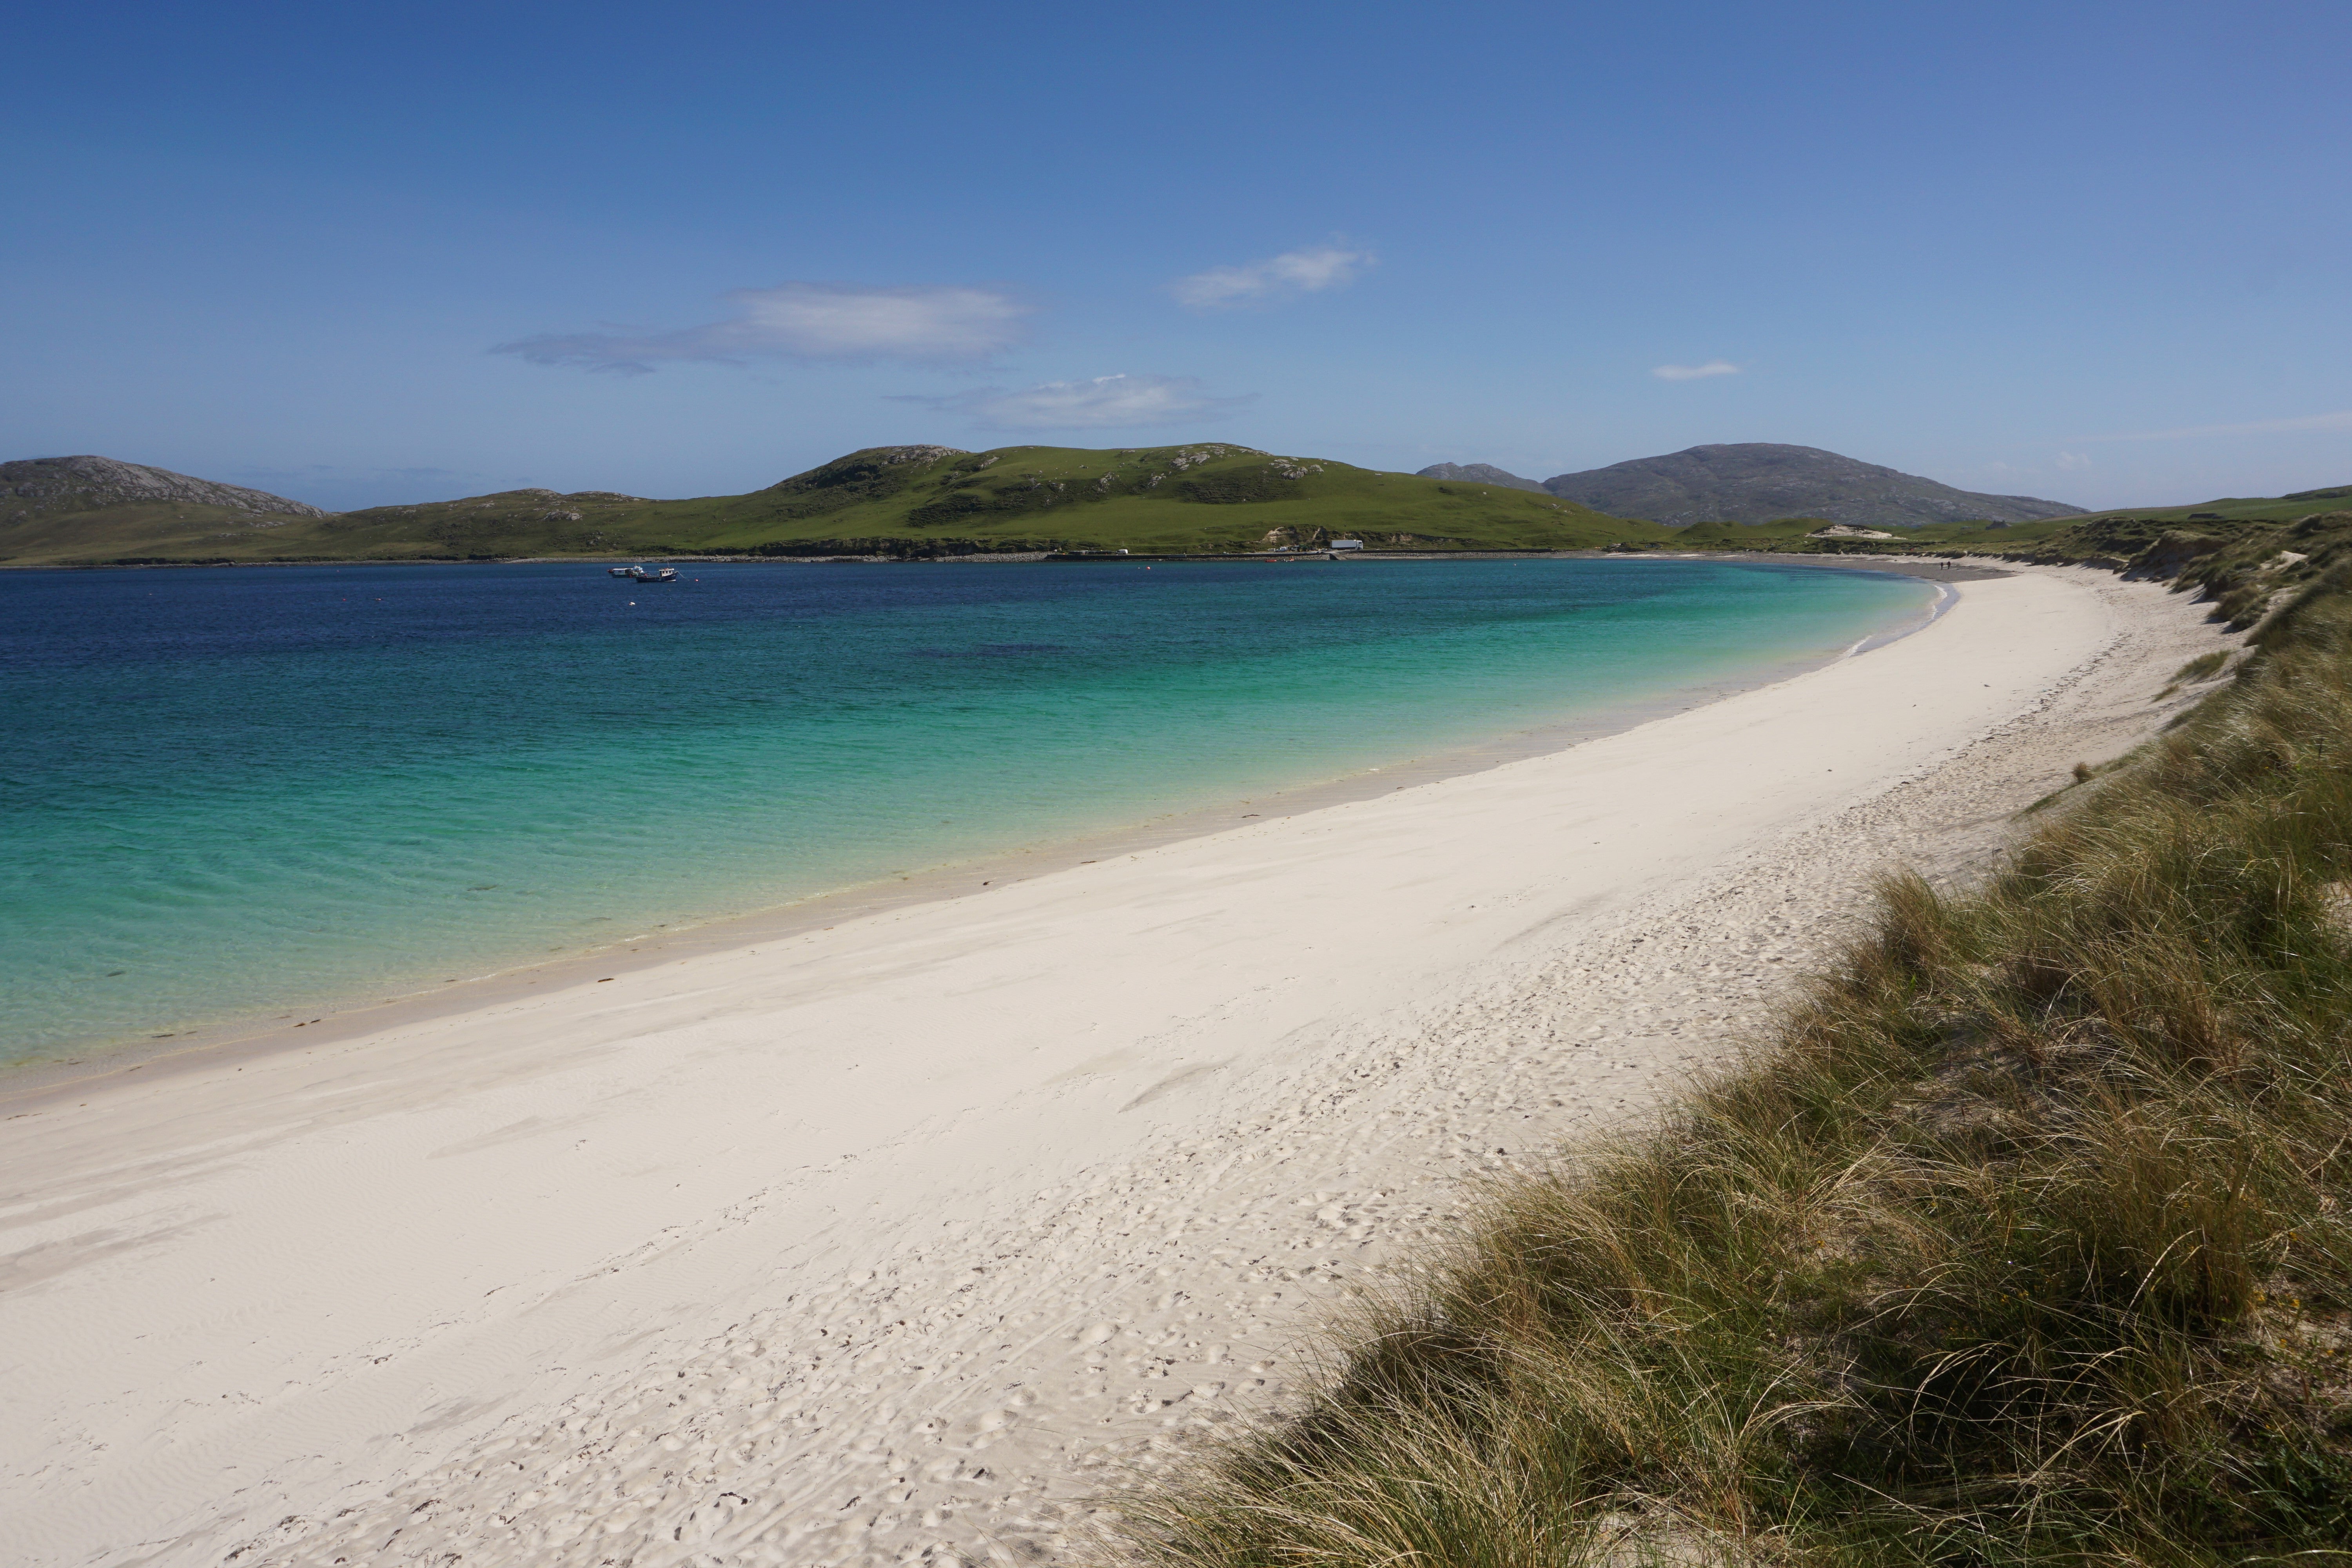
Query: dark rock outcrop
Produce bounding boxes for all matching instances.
[1,455,329,519]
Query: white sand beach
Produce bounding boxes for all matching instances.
[0,565,2232,1568]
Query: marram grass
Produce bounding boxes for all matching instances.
[1105,572,2352,1567]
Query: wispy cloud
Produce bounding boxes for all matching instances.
[2078,409,2352,442]
[895,373,1254,430]
[1651,360,1741,381]
[2053,450,2093,471]
[495,283,1035,374]
[1172,245,1372,309]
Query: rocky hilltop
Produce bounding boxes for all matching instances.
[0,455,328,522]
[1413,462,1546,493]
[1538,443,2085,528]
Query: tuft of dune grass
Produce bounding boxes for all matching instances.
[1107,571,2352,1567]
[2173,649,2231,684]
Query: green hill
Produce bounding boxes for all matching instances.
[1617,484,2352,563]
[1,454,329,522]
[0,455,331,565]
[0,444,1671,565]
[32,441,2330,570]
[1991,488,2352,542]
[1899,486,2352,560]
[1862,488,2352,570]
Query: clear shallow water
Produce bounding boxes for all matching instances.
[0,559,1930,1064]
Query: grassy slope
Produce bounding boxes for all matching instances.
[0,445,1668,565]
[1113,530,2352,1566]
[1622,488,2351,561]
[1941,494,2352,566]
[0,501,340,564]
[1604,514,2093,556]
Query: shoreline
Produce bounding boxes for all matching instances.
[2,550,2009,575]
[2,555,1959,1105]
[0,564,2216,1568]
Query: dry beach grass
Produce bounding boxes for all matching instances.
[1109,574,2352,1566]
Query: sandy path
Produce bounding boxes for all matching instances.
[0,566,2229,1568]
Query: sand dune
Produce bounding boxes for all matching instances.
[0,565,2229,1567]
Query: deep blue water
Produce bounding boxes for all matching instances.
[0,558,1930,1062]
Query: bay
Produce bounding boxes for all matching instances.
[0,558,1932,1063]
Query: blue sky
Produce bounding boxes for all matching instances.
[5,0,2347,511]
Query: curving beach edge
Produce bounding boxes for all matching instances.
[0,563,2235,1568]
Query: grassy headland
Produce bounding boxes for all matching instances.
[0,445,1670,566]
[1110,534,2352,1566]
[1626,486,2352,567]
[15,443,2341,587]
[0,500,339,565]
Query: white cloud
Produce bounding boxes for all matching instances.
[1650,360,1741,381]
[2054,450,2093,471]
[495,283,1034,374]
[897,373,1254,430]
[2080,409,2352,442]
[1172,245,1372,309]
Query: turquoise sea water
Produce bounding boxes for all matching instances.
[0,559,1932,1065]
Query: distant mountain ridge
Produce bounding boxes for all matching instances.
[0,455,328,522]
[1535,443,2085,528]
[0,444,1664,565]
[1413,463,1546,493]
